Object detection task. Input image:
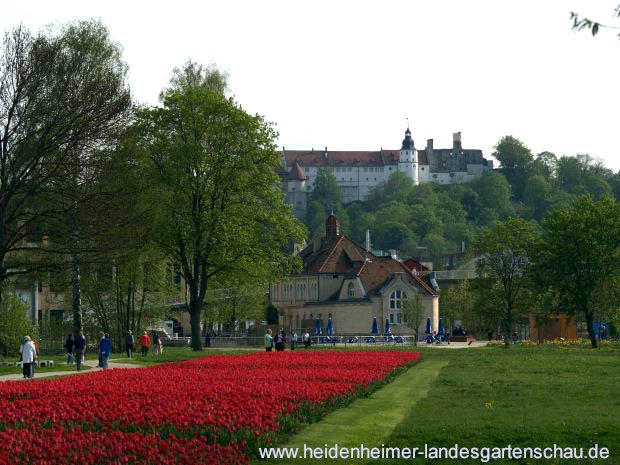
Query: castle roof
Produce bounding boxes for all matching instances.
[283,150,400,167]
[282,148,430,168]
[287,161,307,181]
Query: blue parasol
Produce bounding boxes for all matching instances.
[371,317,378,335]
[315,318,322,336]
[425,317,432,334]
[385,318,391,335]
[326,318,334,336]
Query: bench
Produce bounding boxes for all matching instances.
[450,336,476,343]
[15,360,54,368]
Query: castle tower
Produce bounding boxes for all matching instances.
[287,162,308,219]
[399,127,418,185]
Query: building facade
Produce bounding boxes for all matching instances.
[270,215,440,336]
[280,128,493,218]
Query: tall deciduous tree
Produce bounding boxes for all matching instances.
[0,22,131,335]
[535,196,620,348]
[136,66,305,350]
[472,217,540,348]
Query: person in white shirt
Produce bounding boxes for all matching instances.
[19,336,37,379]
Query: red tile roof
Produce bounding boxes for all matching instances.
[287,162,307,181]
[299,234,436,297]
[282,149,430,167]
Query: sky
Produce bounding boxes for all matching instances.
[3,0,620,171]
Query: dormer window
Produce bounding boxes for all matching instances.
[347,282,355,298]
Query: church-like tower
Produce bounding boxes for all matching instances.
[399,127,418,185]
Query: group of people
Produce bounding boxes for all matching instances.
[125,330,163,358]
[62,329,163,372]
[264,329,312,352]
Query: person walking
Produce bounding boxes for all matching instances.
[64,334,75,364]
[303,330,311,349]
[125,331,135,359]
[274,328,286,352]
[290,330,298,350]
[99,333,112,369]
[19,336,37,379]
[152,331,161,356]
[74,331,87,371]
[96,332,105,367]
[264,328,273,352]
[139,331,150,357]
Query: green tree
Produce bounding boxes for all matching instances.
[472,217,540,348]
[136,67,305,350]
[0,293,37,357]
[535,196,620,348]
[534,151,558,180]
[0,21,131,334]
[439,280,474,333]
[492,136,534,200]
[372,221,414,252]
[368,171,414,206]
[523,175,553,220]
[306,168,350,237]
[403,293,425,345]
[470,171,514,223]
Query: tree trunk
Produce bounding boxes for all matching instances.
[71,248,82,339]
[190,307,203,351]
[188,280,204,351]
[503,305,512,349]
[585,308,599,348]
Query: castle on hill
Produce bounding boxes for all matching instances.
[279,127,493,219]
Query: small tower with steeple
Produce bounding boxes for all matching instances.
[399,125,418,186]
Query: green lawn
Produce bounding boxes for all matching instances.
[0,354,92,375]
[375,346,620,465]
[256,345,620,465]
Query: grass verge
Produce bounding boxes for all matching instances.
[256,359,447,465]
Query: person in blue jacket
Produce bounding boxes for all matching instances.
[99,333,112,369]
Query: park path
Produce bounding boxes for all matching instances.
[256,359,448,465]
[0,358,142,382]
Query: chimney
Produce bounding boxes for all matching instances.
[426,139,434,153]
[324,146,328,159]
[313,235,322,253]
[453,132,462,152]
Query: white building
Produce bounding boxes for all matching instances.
[280,128,493,218]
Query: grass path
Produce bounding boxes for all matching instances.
[257,359,447,464]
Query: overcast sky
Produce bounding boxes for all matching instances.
[3,1,619,171]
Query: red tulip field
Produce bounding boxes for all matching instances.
[0,351,419,464]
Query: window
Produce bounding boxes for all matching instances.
[389,289,407,309]
[390,313,394,323]
[397,313,403,324]
[347,282,355,298]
